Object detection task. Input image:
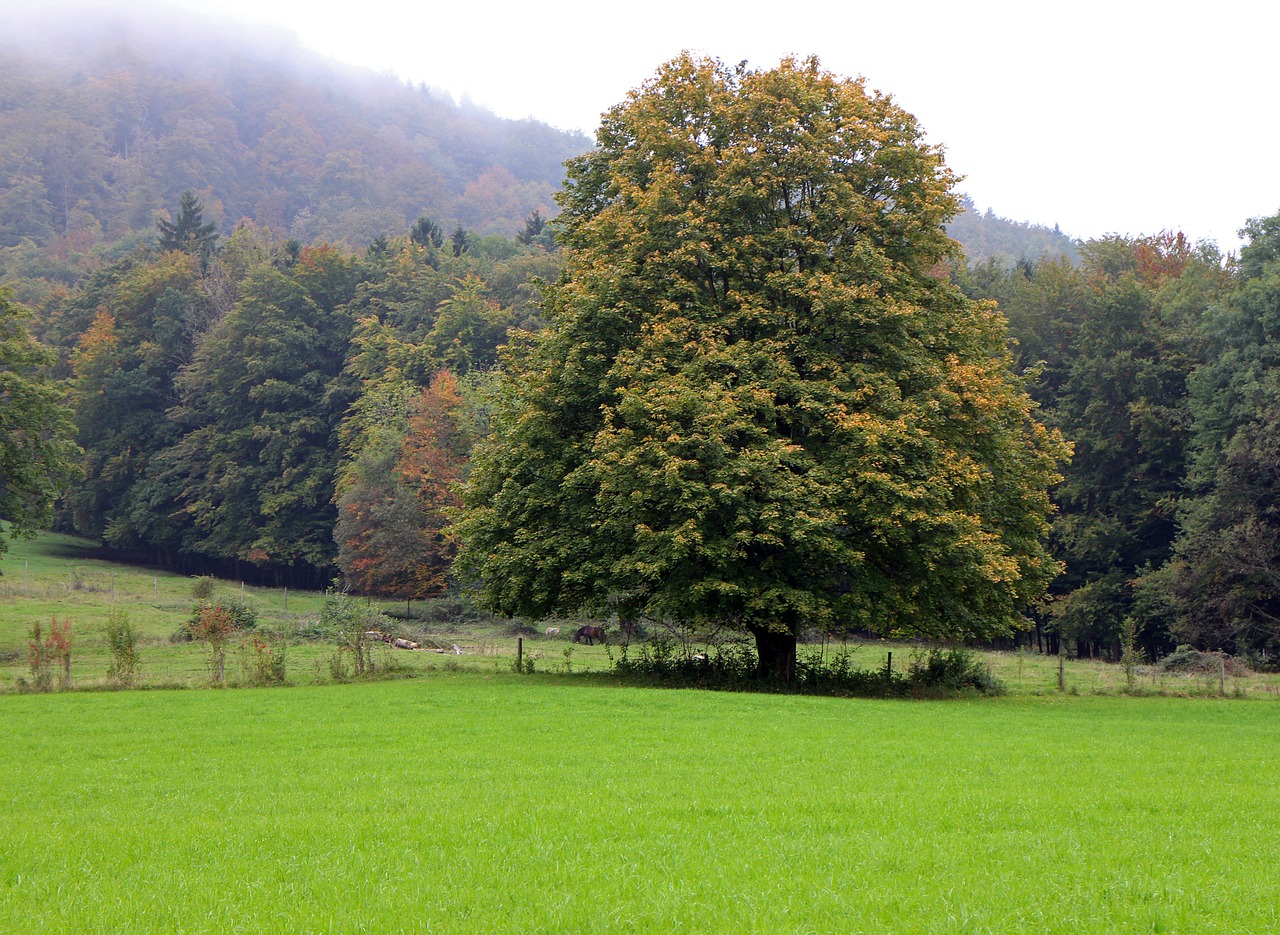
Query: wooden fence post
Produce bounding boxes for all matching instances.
[1058,652,1065,692]
[517,637,524,672]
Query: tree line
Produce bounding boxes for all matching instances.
[13,193,555,589]
[958,225,1280,662]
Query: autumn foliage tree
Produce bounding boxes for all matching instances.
[457,55,1068,680]
[335,370,470,598]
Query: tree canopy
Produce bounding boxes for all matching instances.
[457,55,1068,679]
[0,290,80,556]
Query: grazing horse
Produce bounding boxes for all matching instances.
[572,625,606,645]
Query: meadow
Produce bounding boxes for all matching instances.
[4,533,1280,931]
[4,676,1280,933]
[3,531,1279,699]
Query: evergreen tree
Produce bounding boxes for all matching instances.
[156,191,218,266]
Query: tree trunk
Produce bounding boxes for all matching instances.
[751,627,797,683]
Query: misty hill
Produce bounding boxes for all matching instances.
[947,196,1080,266]
[0,5,1076,299]
[0,6,590,281]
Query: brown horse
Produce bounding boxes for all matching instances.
[572,625,606,645]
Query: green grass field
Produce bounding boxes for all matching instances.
[4,678,1279,933]
[4,532,1280,931]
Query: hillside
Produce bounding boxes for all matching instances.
[947,196,1080,266]
[0,6,590,293]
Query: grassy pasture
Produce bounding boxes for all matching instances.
[3,677,1279,933]
[4,529,1280,697]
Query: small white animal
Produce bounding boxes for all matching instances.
[546,627,561,637]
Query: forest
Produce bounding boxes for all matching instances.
[3,15,1280,670]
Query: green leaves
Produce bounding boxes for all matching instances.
[458,55,1067,658]
[0,291,80,554]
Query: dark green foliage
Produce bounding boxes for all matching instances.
[63,252,202,552]
[614,641,1003,696]
[971,234,1229,659]
[0,291,80,557]
[410,217,444,249]
[517,210,548,246]
[156,191,218,265]
[458,55,1067,681]
[449,225,469,258]
[1147,213,1280,656]
[166,251,360,580]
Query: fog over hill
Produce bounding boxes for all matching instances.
[0,4,590,266]
[0,3,1078,294]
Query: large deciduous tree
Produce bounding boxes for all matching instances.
[456,55,1067,680]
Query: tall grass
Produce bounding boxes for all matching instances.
[2,677,1278,932]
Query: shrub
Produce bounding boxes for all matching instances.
[905,648,1003,694]
[238,630,289,686]
[319,584,393,679]
[1157,645,1250,677]
[105,610,139,686]
[190,603,238,687]
[25,620,53,692]
[219,596,258,631]
[614,641,1005,697]
[190,576,216,600]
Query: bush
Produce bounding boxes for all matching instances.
[905,648,1003,694]
[614,640,1004,697]
[190,603,238,687]
[238,629,289,686]
[190,576,216,600]
[1157,645,1250,677]
[105,609,139,687]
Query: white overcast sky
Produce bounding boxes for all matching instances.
[26,0,1280,249]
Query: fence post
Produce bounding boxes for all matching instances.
[154,575,158,600]
[1220,656,1226,696]
[1058,652,1065,692]
[111,573,115,601]
[24,560,28,594]
[517,637,524,672]
[284,587,288,611]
